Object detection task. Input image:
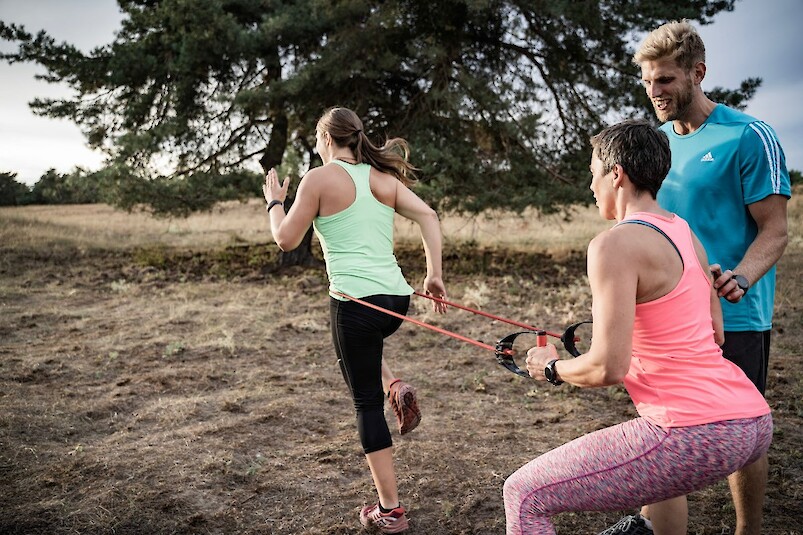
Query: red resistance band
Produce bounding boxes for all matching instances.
[330,290,560,355]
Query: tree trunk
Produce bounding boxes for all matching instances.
[274,197,322,269]
[260,111,320,268]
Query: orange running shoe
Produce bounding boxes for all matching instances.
[387,379,421,435]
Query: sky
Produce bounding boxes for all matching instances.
[1,0,802,187]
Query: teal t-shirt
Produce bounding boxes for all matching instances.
[657,104,792,331]
[313,161,414,300]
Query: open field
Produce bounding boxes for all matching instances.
[1,197,801,534]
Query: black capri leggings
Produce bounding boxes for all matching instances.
[329,294,410,454]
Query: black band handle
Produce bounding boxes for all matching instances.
[560,321,592,357]
[494,321,592,377]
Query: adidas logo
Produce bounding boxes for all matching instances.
[700,151,715,162]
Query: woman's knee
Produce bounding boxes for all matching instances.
[503,473,518,504]
[352,390,385,413]
[503,468,537,510]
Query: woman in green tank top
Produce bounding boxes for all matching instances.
[264,107,448,533]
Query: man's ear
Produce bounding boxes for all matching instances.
[692,61,706,85]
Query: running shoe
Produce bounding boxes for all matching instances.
[598,514,654,535]
[387,380,421,435]
[359,503,409,533]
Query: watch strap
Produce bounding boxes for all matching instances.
[545,359,563,386]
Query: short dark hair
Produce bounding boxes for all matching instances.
[590,119,671,199]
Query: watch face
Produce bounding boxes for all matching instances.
[544,360,563,385]
[544,365,554,382]
[733,275,749,291]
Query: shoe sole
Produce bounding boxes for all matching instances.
[395,384,421,435]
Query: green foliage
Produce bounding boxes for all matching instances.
[0,171,32,206]
[2,0,742,216]
[790,169,802,186]
[96,164,262,216]
[706,77,762,111]
[28,168,106,204]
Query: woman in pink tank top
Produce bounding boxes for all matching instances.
[503,120,771,535]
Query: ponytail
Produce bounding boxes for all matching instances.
[318,107,418,186]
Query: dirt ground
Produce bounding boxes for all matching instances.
[0,207,801,534]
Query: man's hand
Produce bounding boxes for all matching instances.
[710,264,746,303]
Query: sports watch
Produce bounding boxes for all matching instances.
[732,274,750,294]
[544,359,563,386]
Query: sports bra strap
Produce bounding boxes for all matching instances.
[615,219,684,268]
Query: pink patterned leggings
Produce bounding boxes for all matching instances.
[503,414,772,534]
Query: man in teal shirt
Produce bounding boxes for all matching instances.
[599,20,791,535]
[658,106,789,339]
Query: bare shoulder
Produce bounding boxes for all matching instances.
[301,165,329,184]
[588,227,641,268]
[369,166,399,185]
[297,164,338,193]
[589,227,634,255]
[368,166,401,205]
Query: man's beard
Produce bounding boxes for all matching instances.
[654,77,694,122]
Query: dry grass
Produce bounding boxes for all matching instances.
[0,201,269,250]
[2,190,797,253]
[0,193,800,535]
[0,199,610,254]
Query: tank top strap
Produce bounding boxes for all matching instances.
[331,160,372,198]
[615,219,684,268]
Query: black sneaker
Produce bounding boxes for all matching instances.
[598,514,654,535]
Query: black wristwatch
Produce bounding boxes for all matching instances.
[544,359,563,386]
[732,274,750,294]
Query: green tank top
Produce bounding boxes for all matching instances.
[313,160,414,299]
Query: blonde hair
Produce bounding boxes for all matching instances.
[316,107,418,186]
[633,19,706,71]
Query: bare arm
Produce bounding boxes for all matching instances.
[526,232,636,387]
[394,181,447,312]
[263,168,320,251]
[710,284,725,346]
[712,194,788,302]
[689,231,725,345]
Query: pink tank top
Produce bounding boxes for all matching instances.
[621,212,770,427]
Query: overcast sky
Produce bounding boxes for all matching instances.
[1,0,802,186]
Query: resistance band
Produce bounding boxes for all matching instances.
[332,290,590,377]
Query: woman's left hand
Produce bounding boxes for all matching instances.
[525,344,559,381]
[263,168,290,204]
[423,276,448,314]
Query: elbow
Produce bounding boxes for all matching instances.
[274,233,297,252]
[574,352,629,387]
[422,207,439,225]
[714,330,725,347]
[275,239,298,252]
[598,355,631,386]
[599,368,628,386]
[274,233,289,251]
[768,227,789,257]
